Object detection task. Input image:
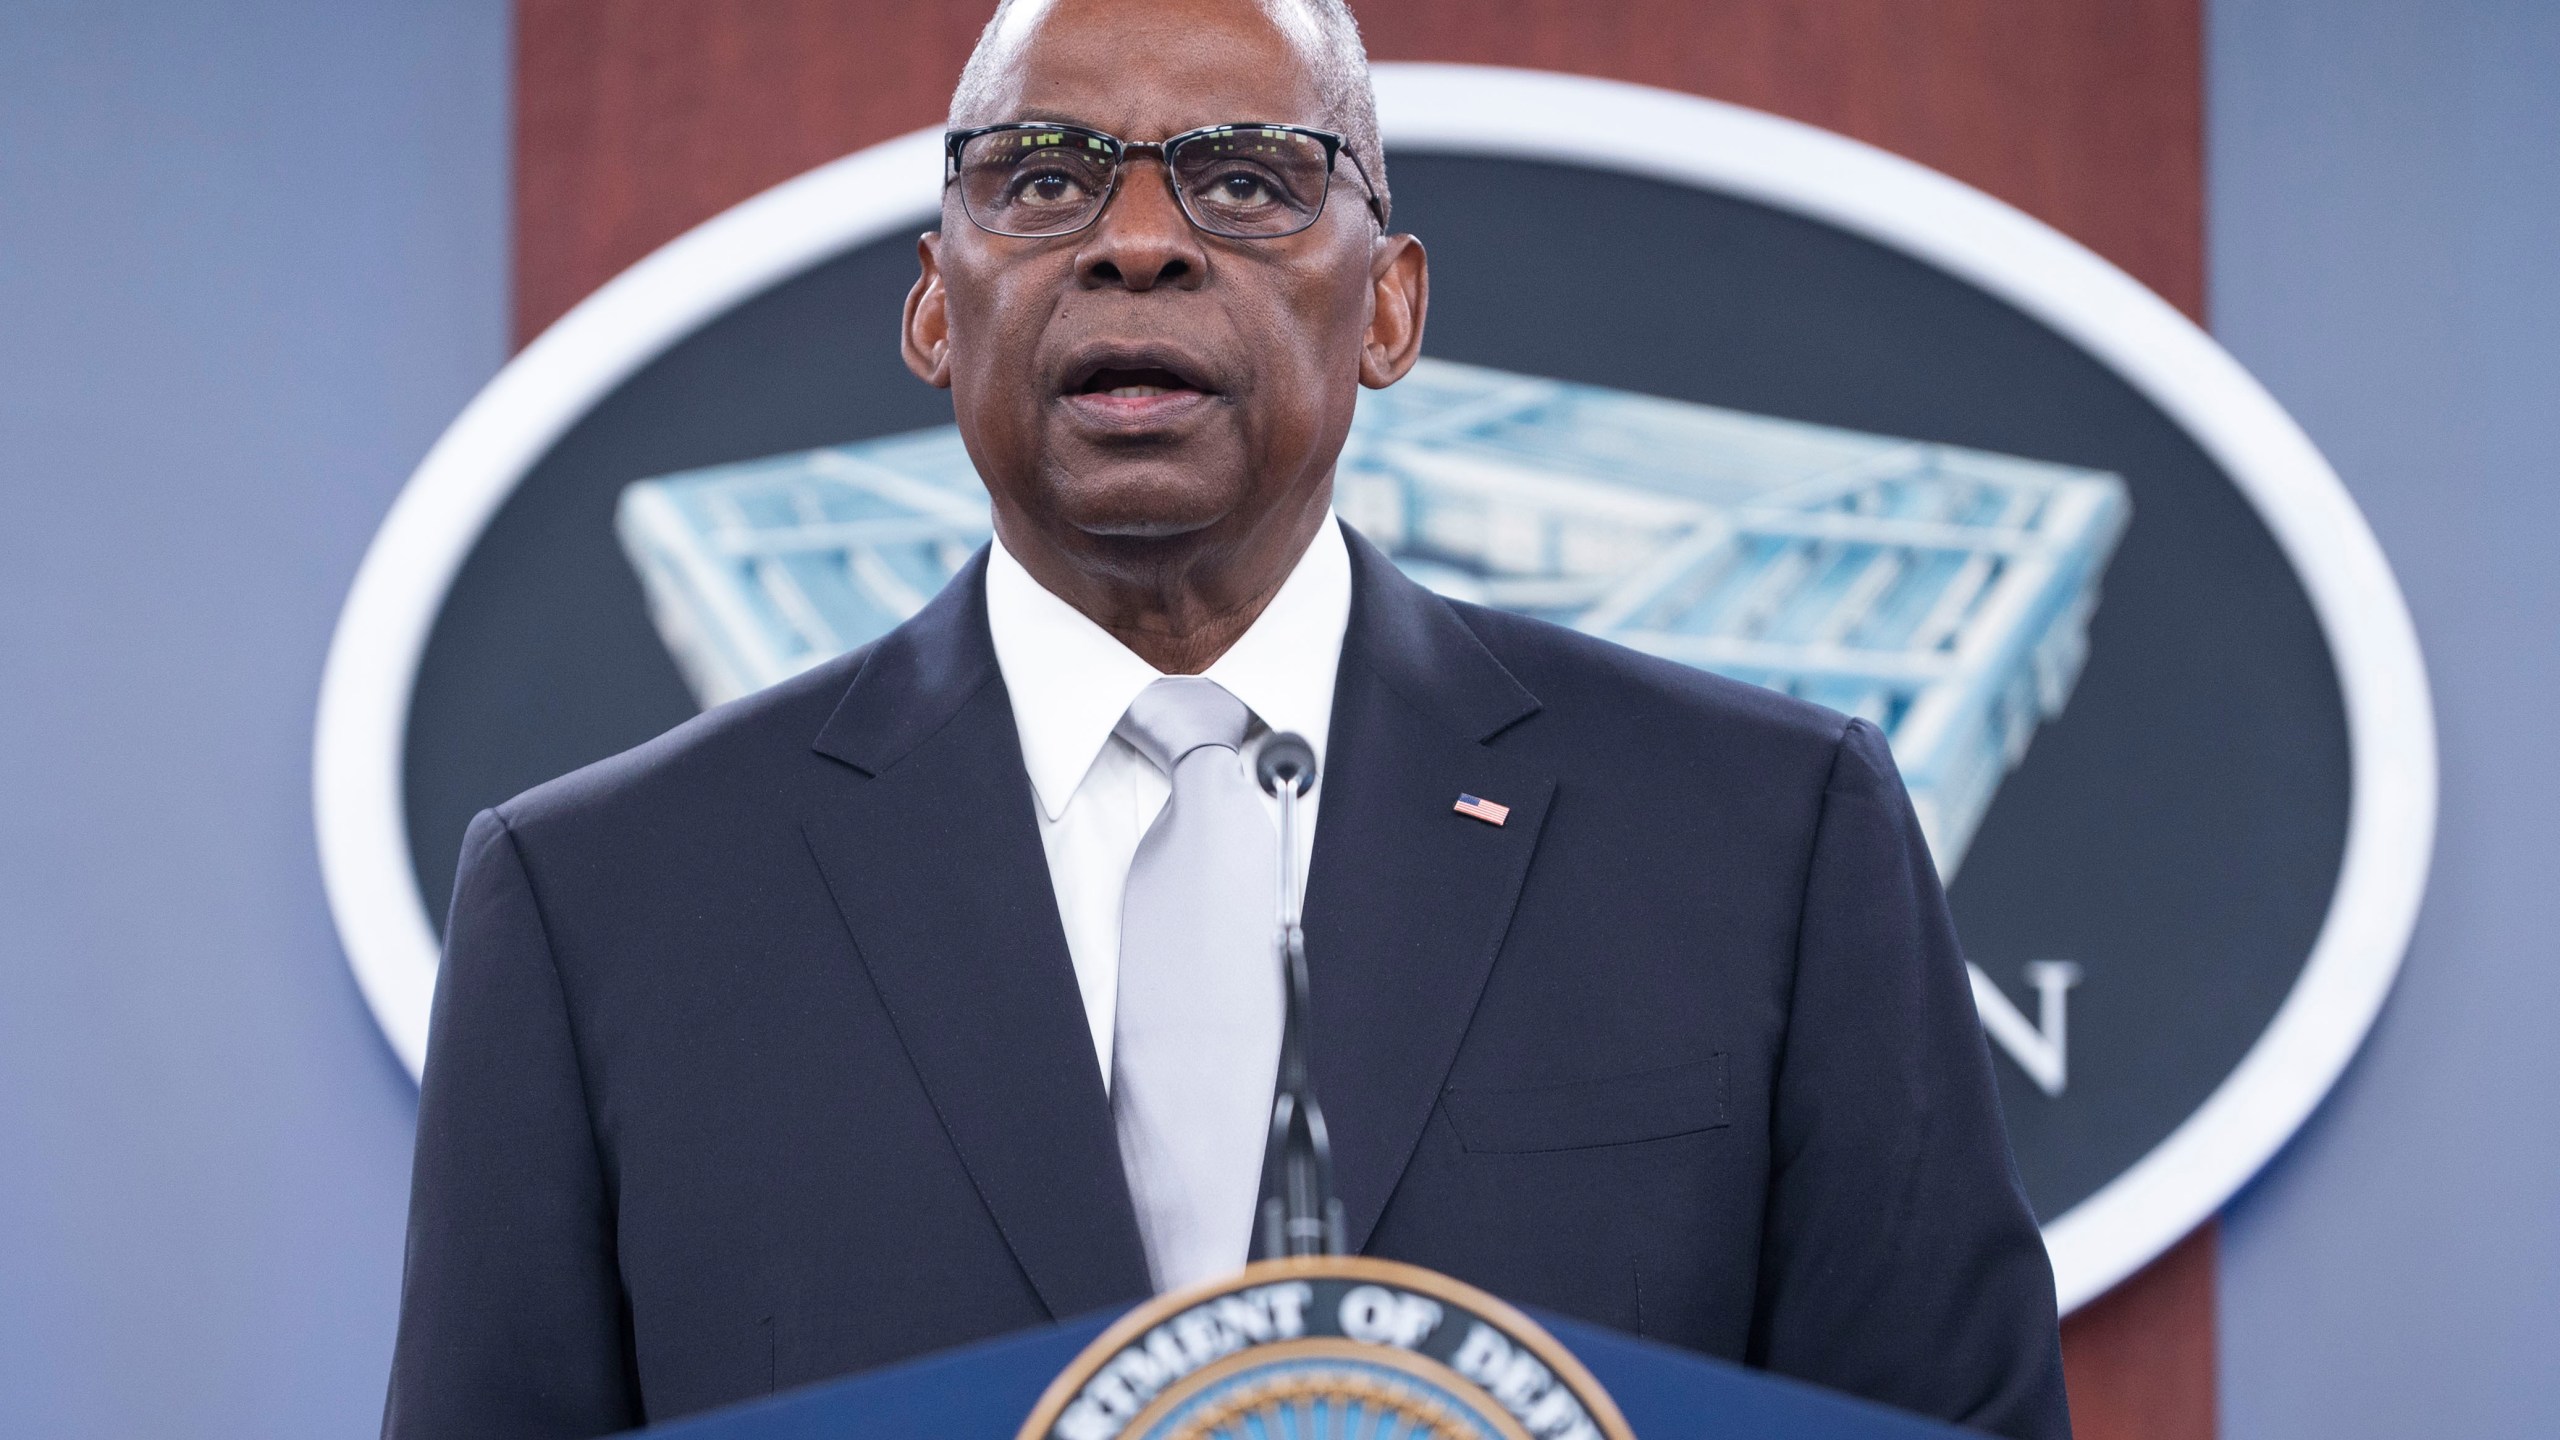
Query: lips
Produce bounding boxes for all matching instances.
[1058,345,1221,430]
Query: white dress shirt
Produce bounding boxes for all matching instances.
[984,515,1352,1086]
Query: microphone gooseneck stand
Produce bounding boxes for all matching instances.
[1248,731,1347,1260]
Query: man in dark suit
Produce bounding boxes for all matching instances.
[384,0,2070,1436]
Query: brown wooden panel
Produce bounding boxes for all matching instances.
[1356,0,2204,322]
[515,0,990,344]
[512,4,2218,1436]
[2063,1221,2220,1439]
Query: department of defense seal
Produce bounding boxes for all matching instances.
[1018,1257,1635,1440]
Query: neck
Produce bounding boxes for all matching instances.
[993,487,1332,674]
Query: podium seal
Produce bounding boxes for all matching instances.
[1019,1257,1635,1440]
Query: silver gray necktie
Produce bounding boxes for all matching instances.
[1111,676,1284,1292]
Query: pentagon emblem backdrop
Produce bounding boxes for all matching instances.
[315,62,2430,1355]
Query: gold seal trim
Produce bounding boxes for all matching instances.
[1015,1255,1636,1440]
[1124,1337,1537,1440]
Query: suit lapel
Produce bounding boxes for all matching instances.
[799,552,1152,1319]
[1304,532,1555,1253]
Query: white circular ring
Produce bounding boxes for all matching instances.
[314,63,2436,1314]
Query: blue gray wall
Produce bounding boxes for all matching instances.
[0,2,507,1436]
[2210,2,2560,1434]
[0,2,2552,1436]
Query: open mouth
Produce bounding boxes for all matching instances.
[1061,356,1218,428]
[1073,365,1205,399]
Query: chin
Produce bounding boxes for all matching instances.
[1042,459,1248,543]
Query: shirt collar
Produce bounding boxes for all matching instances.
[985,515,1353,821]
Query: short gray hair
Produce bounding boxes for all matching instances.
[947,0,1389,226]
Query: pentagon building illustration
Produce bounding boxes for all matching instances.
[617,358,2129,878]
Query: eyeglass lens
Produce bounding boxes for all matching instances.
[953,126,1335,239]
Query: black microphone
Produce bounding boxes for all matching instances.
[1251,731,1316,801]
[1246,730,1346,1260]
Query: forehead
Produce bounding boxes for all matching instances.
[961,0,1333,139]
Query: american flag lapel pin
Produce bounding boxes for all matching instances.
[1452,793,1510,827]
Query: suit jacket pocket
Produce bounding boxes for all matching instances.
[1442,1055,1729,1154]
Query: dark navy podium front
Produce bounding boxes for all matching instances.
[634,1308,1981,1439]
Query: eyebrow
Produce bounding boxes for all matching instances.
[985,109,1102,130]
[966,113,1328,142]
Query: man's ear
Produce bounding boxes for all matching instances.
[901,232,953,388]
[1358,232,1428,389]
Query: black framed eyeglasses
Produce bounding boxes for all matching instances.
[943,120,1386,240]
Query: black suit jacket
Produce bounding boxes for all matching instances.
[385,531,2069,1439]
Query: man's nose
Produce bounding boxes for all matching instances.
[1075,156,1207,292]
